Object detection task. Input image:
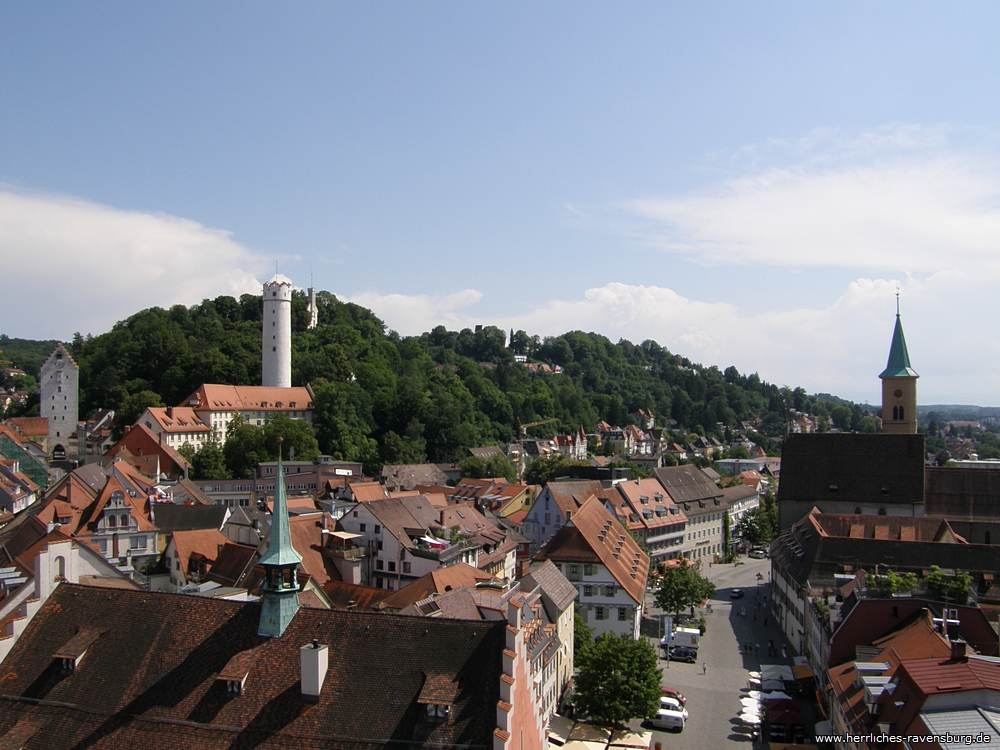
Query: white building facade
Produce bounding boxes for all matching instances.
[262,275,293,388]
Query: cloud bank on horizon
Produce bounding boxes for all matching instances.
[2,126,999,406]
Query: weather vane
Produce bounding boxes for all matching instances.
[895,284,900,315]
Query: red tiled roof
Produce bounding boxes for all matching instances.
[183,384,313,412]
[534,496,649,604]
[171,528,230,576]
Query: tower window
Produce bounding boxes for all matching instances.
[899,406,904,420]
[273,292,277,297]
[273,347,276,352]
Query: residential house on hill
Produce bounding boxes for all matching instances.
[136,406,213,452]
[534,496,649,639]
[180,383,314,438]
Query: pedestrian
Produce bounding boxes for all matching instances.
[702,662,707,675]
[764,617,768,627]
[782,645,787,659]
[768,639,773,656]
[755,643,760,657]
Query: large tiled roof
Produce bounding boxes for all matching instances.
[0,584,505,748]
[522,560,578,613]
[171,528,230,576]
[652,464,724,504]
[151,504,227,533]
[378,563,493,610]
[778,433,925,505]
[541,480,604,517]
[142,407,210,434]
[925,467,1000,523]
[183,384,313,412]
[534,496,648,604]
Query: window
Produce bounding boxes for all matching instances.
[604,585,615,597]
[375,559,384,570]
[569,564,579,576]
[583,585,593,597]
[130,536,146,549]
[359,523,366,532]
[618,607,628,621]
[352,510,358,517]
[376,540,383,551]
[584,564,594,576]
[374,525,381,535]
[544,513,551,524]
[595,607,605,620]
[388,561,396,572]
[403,562,411,574]
[175,559,180,570]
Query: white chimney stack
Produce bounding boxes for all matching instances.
[300,640,329,703]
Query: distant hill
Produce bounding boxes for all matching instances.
[918,405,1000,419]
[3,291,877,469]
[0,335,59,378]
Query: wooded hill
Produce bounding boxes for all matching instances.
[5,291,876,471]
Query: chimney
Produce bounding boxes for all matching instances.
[167,407,174,419]
[950,638,968,662]
[125,425,131,434]
[300,640,329,703]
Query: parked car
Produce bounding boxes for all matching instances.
[661,687,686,706]
[730,588,745,599]
[668,646,698,663]
[748,549,767,559]
[660,696,688,717]
[648,708,686,732]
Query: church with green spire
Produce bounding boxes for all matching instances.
[879,299,918,435]
[258,438,303,637]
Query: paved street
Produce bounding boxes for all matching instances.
[633,556,788,748]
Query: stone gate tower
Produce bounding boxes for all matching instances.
[879,299,918,435]
[39,343,79,460]
[262,275,293,388]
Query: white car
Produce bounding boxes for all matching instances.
[660,696,689,718]
[649,707,686,732]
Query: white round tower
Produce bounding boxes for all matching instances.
[262,275,293,388]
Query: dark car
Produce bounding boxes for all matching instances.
[730,588,745,599]
[668,646,698,663]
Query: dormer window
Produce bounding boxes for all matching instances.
[107,515,116,528]
[424,704,450,722]
[275,402,283,408]
[261,402,268,408]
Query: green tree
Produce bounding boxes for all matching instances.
[926,565,974,604]
[654,559,716,616]
[737,506,773,547]
[112,390,164,439]
[262,416,320,463]
[223,422,268,479]
[191,439,230,480]
[524,454,589,486]
[459,453,517,482]
[858,416,880,434]
[574,610,594,667]
[573,633,661,726]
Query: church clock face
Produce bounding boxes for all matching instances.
[894,389,903,398]
[55,360,64,369]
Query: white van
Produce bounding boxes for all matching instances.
[660,696,689,718]
[649,708,685,732]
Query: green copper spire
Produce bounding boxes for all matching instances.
[879,312,919,379]
[258,439,301,637]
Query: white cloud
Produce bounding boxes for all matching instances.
[625,126,1000,276]
[0,189,268,338]
[340,289,484,333]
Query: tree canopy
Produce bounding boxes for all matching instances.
[572,632,661,726]
[654,559,716,616]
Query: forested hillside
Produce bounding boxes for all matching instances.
[7,291,876,471]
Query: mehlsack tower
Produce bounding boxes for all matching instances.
[262,275,293,388]
[879,299,918,435]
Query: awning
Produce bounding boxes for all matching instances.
[546,714,574,746]
[793,665,814,680]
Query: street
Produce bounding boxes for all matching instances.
[635,556,789,748]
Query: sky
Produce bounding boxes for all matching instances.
[2,2,999,405]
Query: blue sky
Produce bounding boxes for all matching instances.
[2,2,999,404]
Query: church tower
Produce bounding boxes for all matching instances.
[879,298,918,435]
[262,275,293,388]
[258,439,302,637]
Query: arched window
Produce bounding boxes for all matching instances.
[899,406,904,420]
[54,556,66,580]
